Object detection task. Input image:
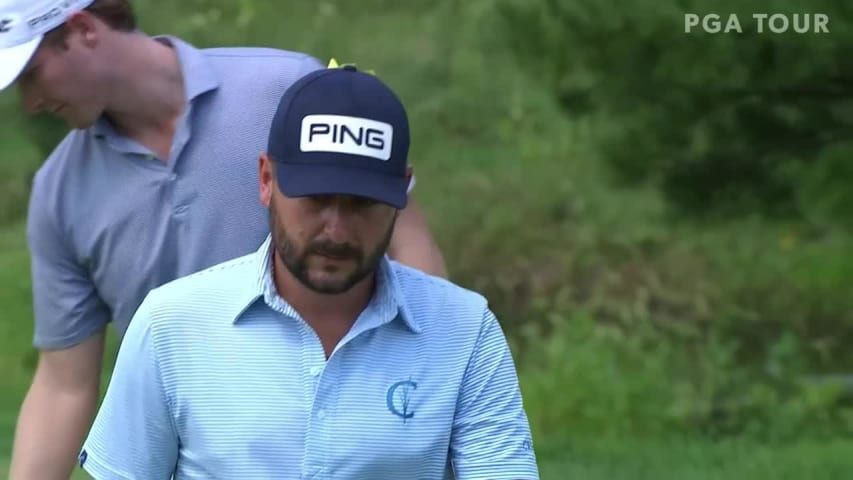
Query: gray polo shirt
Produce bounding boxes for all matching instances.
[26,36,324,349]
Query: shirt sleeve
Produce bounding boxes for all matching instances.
[79,294,178,480]
[450,308,540,479]
[27,168,111,349]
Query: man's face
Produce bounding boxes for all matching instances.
[265,168,398,294]
[16,21,107,129]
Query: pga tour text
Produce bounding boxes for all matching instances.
[684,13,830,33]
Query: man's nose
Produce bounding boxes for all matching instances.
[320,202,353,243]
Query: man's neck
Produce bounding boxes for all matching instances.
[101,34,186,153]
[272,252,376,328]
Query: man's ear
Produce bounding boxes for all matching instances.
[404,166,416,194]
[259,152,274,208]
[64,11,101,49]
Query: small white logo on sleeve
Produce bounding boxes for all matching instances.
[300,114,392,161]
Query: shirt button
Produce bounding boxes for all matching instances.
[317,409,326,420]
[310,366,322,376]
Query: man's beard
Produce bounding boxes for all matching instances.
[269,202,395,294]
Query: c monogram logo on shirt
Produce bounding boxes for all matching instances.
[386,379,417,423]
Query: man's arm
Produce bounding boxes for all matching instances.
[9,171,112,480]
[388,197,448,278]
[9,332,105,480]
[80,294,179,480]
[450,307,540,480]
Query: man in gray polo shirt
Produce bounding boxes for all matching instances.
[0,0,448,478]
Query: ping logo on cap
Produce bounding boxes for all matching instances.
[300,114,392,161]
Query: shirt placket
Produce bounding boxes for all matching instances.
[301,322,332,480]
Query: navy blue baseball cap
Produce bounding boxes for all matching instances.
[267,64,410,209]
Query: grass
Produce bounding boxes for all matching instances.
[1,1,852,478]
[536,436,853,479]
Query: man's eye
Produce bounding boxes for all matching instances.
[309,195,333,204]
[354,197,378,207]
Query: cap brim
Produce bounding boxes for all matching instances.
[0,36,42,91]
[276,162,409,209]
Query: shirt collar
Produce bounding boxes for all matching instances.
[92,35,220,139]
[234,234,421,334]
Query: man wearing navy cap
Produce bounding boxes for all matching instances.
[79,65,540,480]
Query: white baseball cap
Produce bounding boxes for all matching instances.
[0,0,95,91]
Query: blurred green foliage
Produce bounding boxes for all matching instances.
[485,0,853,439]
[496,0,853,226]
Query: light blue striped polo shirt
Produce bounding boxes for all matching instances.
[26,35,323,350]
[80,235,540,480]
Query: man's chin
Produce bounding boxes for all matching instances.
[67,118,98,130]
[301,277,355,295]
[310,252,357,264]
[300,266,365,295]
[57,110,101,130]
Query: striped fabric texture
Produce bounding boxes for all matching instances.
[81,235,540,479]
